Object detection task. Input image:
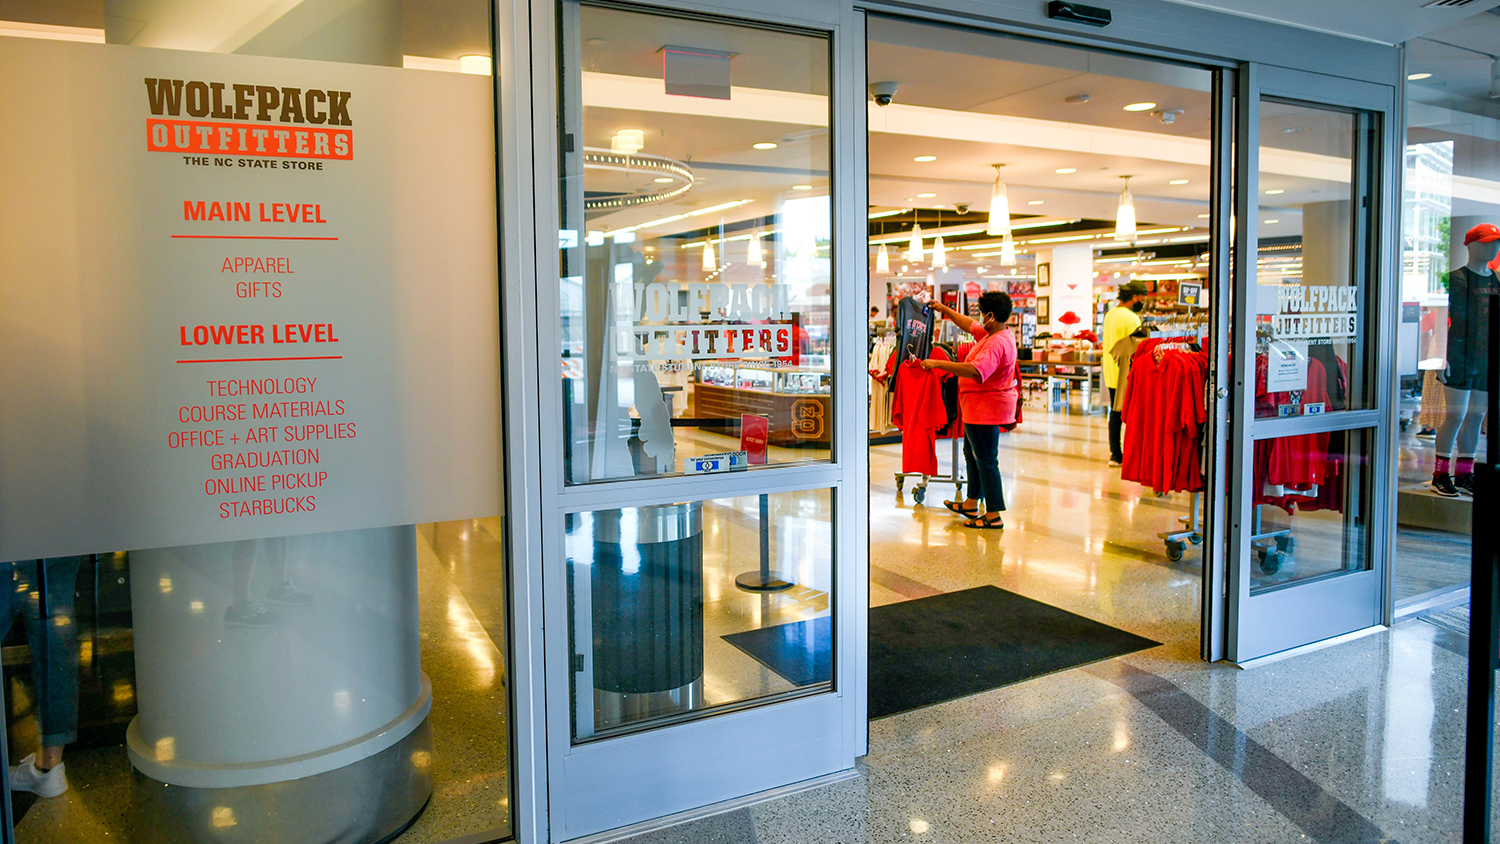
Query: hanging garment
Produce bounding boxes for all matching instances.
[892,360,947,476]
[1120,339,1209,494]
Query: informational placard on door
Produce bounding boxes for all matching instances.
[1266,340,1310,392]
[0,38,501,558]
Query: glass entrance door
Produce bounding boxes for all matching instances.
[538,2,862,838]
[1225,66,1398,662]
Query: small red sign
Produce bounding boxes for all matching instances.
[740,414,769,464]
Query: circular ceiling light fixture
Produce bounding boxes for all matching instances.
[917,192,936,198]
[580,149,694,211]
[913,155,938,162]
[1123,102,1157,112]
[1169,179,1189,185]
[1408,72,1432,81]
[1055,167,1077,174]
[1264,219,1279,224]
[1028,200,1045,205]
[752,142,778,150]
[1265,189,1285,195]
[792,184,813,191]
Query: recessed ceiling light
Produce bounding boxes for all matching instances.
[1055,167,1077,174]
[792,184,813,191]
[1123,102,1157,112]
[917,192,936,198]
[752,142,778,150]
[653,177,673,183]
[1408,72,1432,81]
[1265,189,1284,195]
[913,155,938,162]
[1197,213,1211,219]
[1264,219,1279,224]
[1169,179,1190,185]
[1282,127,1309,134]
[1028,200,1045,205]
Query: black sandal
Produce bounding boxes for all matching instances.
[944,500,977,517]
[962,514,1005,530]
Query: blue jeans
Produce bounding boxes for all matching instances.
[963,424,1006,514]
[0,558,83,746]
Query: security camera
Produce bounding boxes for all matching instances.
[870,81,899,107]
[956,204,971,214]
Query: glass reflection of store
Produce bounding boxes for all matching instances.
[1394,37,1500,610]
[0,3,511,843]
[561,9,833,484]
[1247,102,1378,590]
[557,6,836,744]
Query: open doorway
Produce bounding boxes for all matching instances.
[864,17,1219,717]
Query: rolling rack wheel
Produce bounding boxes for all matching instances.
[912,486,927,505]
[1257,547,1282,574]
[1164,540,1185,562]
[1275,535,1297,554]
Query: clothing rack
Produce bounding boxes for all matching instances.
[1159,491,1204,562]
[894,435,965,505]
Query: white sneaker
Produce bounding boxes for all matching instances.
[9,754,67,798]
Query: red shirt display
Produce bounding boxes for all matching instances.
[891,360,947,476]
[1120,339,1209,494]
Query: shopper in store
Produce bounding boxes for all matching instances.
[1431,224,1499,497]
[2,557,84,798]
[1103,280,1149,467]
[921,291,1019,530]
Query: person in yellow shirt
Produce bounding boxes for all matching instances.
[1102,280,1148,466]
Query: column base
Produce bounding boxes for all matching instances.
[128,715,433,844]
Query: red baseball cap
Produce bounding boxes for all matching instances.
[1464,223,1500,245]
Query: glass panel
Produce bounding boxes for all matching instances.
[1395,33,1500,604]
[1249,428,1374,592]
[0,2,510,841]
[559,6,833,484]
[567,488,833,742]
[1254,101,1376,419]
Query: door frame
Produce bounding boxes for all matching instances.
[1224,64,1399,663]
[521,0,869,838]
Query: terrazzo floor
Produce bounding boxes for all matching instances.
[612,408,1484,844]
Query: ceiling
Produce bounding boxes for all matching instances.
[1160,0,1500,45]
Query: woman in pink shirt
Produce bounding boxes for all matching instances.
[921,291,1018,529]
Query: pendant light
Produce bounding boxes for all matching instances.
[907,223,924,264]
[986,164,1011,237]
[748,233,764,268]
[702,241,717,272]
[931,209,947,269]
[1114,176,1137,242]
[1000,232,1017,267]
[876,243,890,274]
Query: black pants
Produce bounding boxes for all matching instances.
[1108,387,1123,462]
[963,424,1006,514]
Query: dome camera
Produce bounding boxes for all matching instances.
[870,81,899,107]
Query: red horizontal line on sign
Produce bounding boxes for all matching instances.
[171,235,339,241]
[176,356,345,364]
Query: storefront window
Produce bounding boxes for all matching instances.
[557,5,833,484]
[0,3,509,841]
[1395,45,1500,604]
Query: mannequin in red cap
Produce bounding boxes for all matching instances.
[1430,223,1500,497]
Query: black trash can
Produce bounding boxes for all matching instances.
[588,502,704,730]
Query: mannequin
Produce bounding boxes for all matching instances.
[1431,224,1500,498]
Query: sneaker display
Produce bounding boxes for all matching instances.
[1455,473,1475,497]
[265,582,313,607]
[224,602,280,628]
[9,754,68,798]
[1431,473,1461,498]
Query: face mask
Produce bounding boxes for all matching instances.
[1131,301,1145,313]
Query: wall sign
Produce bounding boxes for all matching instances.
[0,39,502,557]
